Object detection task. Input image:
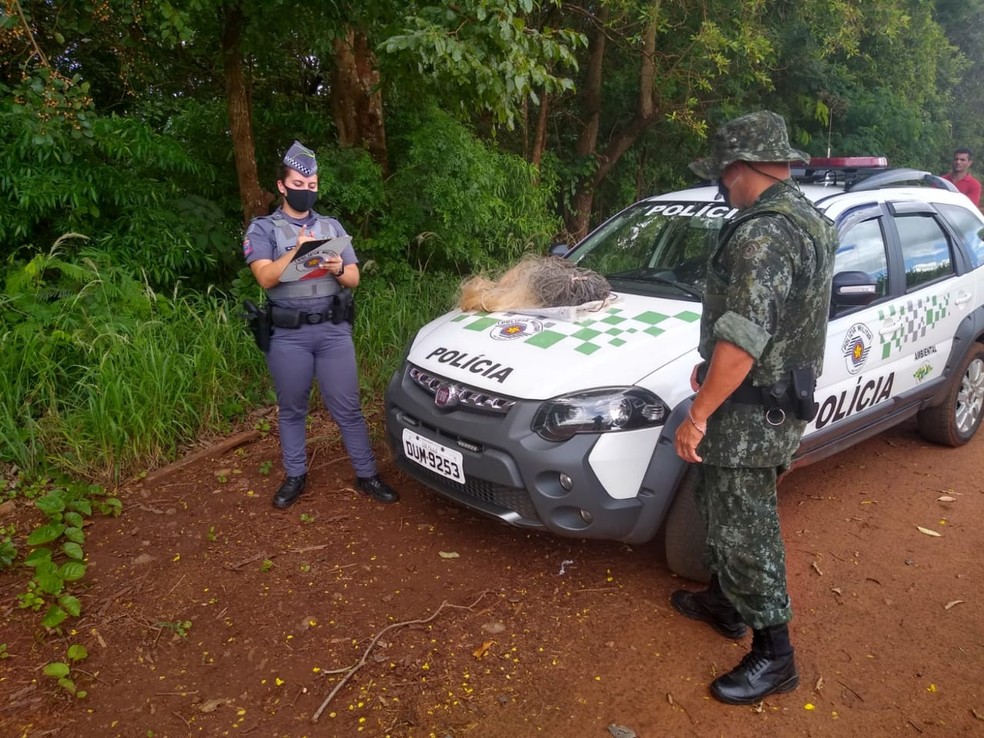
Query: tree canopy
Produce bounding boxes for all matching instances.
[2,0,982,285]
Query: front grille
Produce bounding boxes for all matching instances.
[411,466,541,524]
[409,366,516,414]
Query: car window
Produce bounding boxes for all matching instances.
[834,218,889,298]
[893,214,954,291]
[936,203,984,269]
[570,201,732,296]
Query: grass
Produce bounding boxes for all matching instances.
[353,269,459,396]
[0,254,459,483]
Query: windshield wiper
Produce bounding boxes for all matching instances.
[609,269,703,300]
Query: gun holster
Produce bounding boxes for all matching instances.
[789,366,818,422]
[243,300,272,353]
[333,289,355,326]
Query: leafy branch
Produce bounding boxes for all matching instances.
[10,0,50,68]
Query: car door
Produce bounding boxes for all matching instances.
[808,205,899,438]
[874,201,975,403]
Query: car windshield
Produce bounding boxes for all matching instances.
[568,200,734,300]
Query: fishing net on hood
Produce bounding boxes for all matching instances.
[458,255,611,313]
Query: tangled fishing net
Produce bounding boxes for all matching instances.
[458,255,611,315]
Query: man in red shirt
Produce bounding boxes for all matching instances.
[942,148,981,208]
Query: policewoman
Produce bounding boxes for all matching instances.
[243,141,399,509]
[671,112,837,704]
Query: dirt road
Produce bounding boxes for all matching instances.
[1,412,982,737]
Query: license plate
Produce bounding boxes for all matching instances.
[402,429,465,484]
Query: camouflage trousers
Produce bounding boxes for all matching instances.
[695,464,792,629]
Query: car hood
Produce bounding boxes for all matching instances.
[406,292,703,400]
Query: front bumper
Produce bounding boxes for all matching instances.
[384,364,682,544]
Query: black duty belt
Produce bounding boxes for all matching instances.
[726,380,771,405]
[724,378,795,426]
[698,361,795,408]
[299,308,335,324]
[697,361,816,424]
[269,304,336,328]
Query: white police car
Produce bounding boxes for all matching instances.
[384,159,984,580]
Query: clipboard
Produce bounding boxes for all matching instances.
[282,235,351,282]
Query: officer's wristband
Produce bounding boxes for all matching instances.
[334,265,345,277]
[687,408,706,435]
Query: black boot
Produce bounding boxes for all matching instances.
[356,475,399,504]
[273,474,307,509]
[670,575,747,639]
[710,624,799,705]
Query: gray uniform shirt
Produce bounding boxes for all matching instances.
[242,208,358,311]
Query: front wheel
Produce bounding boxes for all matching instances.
[917,343,984,447]
[663,465,711,583]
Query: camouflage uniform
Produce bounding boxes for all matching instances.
[691,114,838,630]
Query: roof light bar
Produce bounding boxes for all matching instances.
[806,157,889,169]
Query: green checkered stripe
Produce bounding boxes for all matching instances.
[451,307,701,355]
[877,294,950,359]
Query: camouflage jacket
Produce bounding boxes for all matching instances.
[698,180,838,468]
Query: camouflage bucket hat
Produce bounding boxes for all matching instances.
[689,111,810,180]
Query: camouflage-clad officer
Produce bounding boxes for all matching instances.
[672,111,837,704]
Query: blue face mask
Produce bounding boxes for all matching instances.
[285,187,317,213]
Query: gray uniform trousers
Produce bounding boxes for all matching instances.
[695,463,791,630]
[265,320,377,478]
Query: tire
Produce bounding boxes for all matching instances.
[663,465,711,584]
[917,343,984,447]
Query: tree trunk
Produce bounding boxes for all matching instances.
[568,13,661,241]
[221,2,265,224]
[330,27,389,176]
[566,9,607,240]
[531,92,550,170]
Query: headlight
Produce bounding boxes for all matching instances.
[531,387,669,442]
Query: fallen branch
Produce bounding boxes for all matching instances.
[311,591,491,722]
[837,679,865,702]
[139,423,269,487]
[225,552,275,571]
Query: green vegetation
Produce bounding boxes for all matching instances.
[43,644,90,698]
[156,620,192,639]
[15,478,121,630]
[0,240,268,480]
[0,248,455,482]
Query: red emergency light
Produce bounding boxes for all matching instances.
[805,157,889,169]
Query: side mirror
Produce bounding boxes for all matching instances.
[831,270,879,309]
[549,243,572,257]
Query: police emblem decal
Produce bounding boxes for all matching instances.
[913,362,933,382]
[842,323,873,375]
[491,318,543,341]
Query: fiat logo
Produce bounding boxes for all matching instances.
[434,383,461,408]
